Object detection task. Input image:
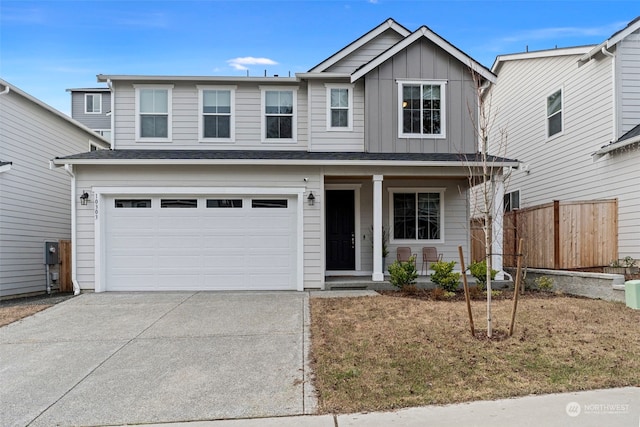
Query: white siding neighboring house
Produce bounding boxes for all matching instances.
[0,79,110,298]
[53,19,517,293]
[487,16,640,260]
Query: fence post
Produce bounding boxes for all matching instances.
[553,200,560,270]
[59,240,72,292]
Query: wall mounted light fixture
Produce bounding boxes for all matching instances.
[80,191,90,206]
[307,192,315,206]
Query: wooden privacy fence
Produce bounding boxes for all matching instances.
[472,199,618,269]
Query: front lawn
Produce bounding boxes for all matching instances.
[309,293,640,414]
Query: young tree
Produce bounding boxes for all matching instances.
[466,69,510,338]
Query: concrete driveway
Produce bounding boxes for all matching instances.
[0,291,316,426]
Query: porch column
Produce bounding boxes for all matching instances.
[492,176,505,280]
[372,174,384,281]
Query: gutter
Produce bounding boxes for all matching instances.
[63,164,81,295]
[592,134,640,160]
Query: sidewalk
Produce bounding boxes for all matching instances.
[134,387,639,427]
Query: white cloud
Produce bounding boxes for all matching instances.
[500,21,627,44]
[227,57,278,71]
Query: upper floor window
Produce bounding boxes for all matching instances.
[261,87,297,142]
[546,88,563,139]
[397,80,446,139]
[198,86,235,142]
[389,188,445,243]
[504,190,520,212]
[94,129,111,141]
[326,84,353,131]
[85,93,102,114]
[135,85,173,142]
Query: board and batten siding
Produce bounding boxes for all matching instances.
[325,29,406,74]
[73,165,323,290]
[489,52,640,259]
[0,88,100,297]
[617,28,640,135]
[364,37,478,154]
[113,80,308,150]
[70,91,111,130]
[308,80,365,152]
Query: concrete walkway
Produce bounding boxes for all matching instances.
[0,291,315,427]
[133,387,640,427]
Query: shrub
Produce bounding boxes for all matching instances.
[468,260,498,291]
[430,260,461,292]
[388,256,418,290]
[534,276,554,291]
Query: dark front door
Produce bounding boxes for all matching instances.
[326,190,355,270]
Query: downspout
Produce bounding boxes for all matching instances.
[600,47,616,142]
[0,85,10,95]
[106,79,115,148]
[64,164,81,295]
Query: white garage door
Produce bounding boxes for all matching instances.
[104,195,297,291]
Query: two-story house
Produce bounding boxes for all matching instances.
[67,87,112,141]
[53,19,517,293]
[0,79,110,298]
[486,16,640,263]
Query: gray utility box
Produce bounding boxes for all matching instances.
[45,241,59,265]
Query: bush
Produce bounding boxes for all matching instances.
[468,260,498,291]
[535,276,554,291]
[430,260,461,292]
[388,256,418,290]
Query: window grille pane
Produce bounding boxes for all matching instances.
[204,115,230,138]
[141,115,168,138]
[418,193,440,240]
[266,116,292,138]
[548,112,562,137]
[331,88,348,108]
[115,199,151,208]
[207,199,242,208]
[547,90,561,115]
[140,89,168,113]
[161,199,197,208]
[251,199,288,208]
[331,110,348,127]
[393,193,416,239]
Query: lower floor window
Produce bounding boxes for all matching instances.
[392,191,442,241]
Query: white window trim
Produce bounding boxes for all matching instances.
[84,93,102,114]
[396,79,447,140]
[260,86,298,144]
[324,83,354,131]
[504,189,521,212]
[197,85,236,143]
[545,86,564,141]
[134,84,173,143]
[388,187,446,244]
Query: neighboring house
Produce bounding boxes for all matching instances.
[486,16,640,261]
[0,79,110,298]
[67,87,112,141]
[53,19,517,293]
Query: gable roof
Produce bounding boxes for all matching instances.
[351,26,496,83]
[308,18,411,73]
[0,78,110,149]
[491,46,594,74]
[580,16,640,63]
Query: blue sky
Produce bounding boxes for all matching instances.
[1,0,637,114]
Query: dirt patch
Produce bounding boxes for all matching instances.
[310,292,640,414]
[0,293,74,327]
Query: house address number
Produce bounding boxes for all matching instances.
[95,197,99,220]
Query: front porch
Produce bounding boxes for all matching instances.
[323,274,512,291]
